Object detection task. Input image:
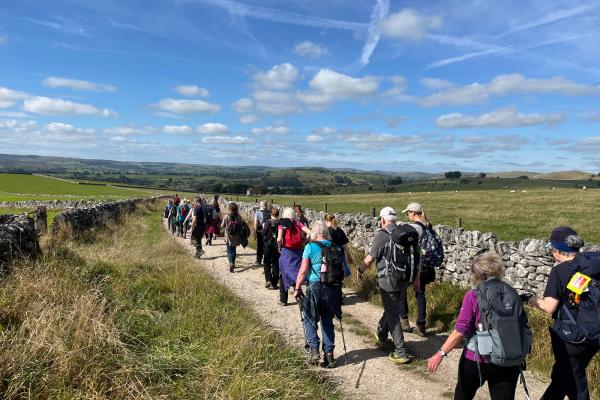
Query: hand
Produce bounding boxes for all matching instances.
[520,292,534,304]
[294,288,304,301]
[412,279,420,291]
[427,352,444,373]
[357,269,364,280]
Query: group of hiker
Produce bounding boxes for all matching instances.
[163,195,600,400]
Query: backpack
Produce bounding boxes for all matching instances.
[379,225,420,289]
[226,215,241,235]
[256,210,270,231]
[313,241,345,285]
[281,219,303,250]
[263,219,279,250]
[204,205,213,225]
[163,206,169,218]
[415,222,444,270]
[551,252,600,345]
[467,279,532,367]
[178,205,187,221]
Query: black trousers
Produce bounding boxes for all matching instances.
[542,329,599,400]
[400,269,436,325]
[454,351,520,400]
[263,247,280,287]
[255,231,264,263]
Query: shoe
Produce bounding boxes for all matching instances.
[229,263,235,273]
[271,285,279,290]
[323,353,335,368]
[265,282,272,289]
[308,347,320,365]
[416,324,427,337]
[373,331,388,348]
[400,318,414,333]
[256,261,263,266]
[278,300,287,306]
[195,249,205,258]
[388,352,411,365]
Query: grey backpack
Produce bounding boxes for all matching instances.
[467,278,532,367]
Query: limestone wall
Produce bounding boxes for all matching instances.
[0,214,39,267]
[223,199,600,295]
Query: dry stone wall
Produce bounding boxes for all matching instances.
[224,199,600,295]
[0,214,39,267]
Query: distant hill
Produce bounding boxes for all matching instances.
[490,170,598,180]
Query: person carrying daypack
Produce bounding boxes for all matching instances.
[401,202,445,337]
[357,207,421,365]
[177,199,190,238]
[254,201,271,266]
[262,208,281,289]
[221,202,250,272]
[204,195,221,245]
[428,253,532,400]
[190,197,206,258]
[294,220,344,368]
[524,227,600,400]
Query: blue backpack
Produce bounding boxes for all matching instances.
[415,222,444,270]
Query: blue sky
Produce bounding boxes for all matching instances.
[1,0,600,173]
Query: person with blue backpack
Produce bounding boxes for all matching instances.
[401,202,445,337]
[523,226,600,400]
[427,253,532,400]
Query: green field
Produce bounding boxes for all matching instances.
[246,188,600,242]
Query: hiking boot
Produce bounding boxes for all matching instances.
[323,353,335,368]
[400,318,414,333]
[278,300,287,306]
[271,285,279,290]
[308,347,320,365]
[388,352,411,365]
[229,263,235,273]
[265,282,272,289]
[195,249,205,258]
[416,324,427,337]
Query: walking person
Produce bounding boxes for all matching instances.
[177,199,191,238]
[357,207,421,364]
[325,213,354,278]
[221,202,250,273]
[204,195,221,245]
[173,193,180,207]
[277,207,310,306]
[253,201,270,266]
[190,197,206,258]
[523,227,600,400]
[401,202,445,337]
[427,253,530,400]
[262,208,281,289]
[294,220,343,368]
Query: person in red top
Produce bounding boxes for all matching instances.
[427,253,521,400]
[173,193,180,207]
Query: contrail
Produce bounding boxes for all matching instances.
[360,0,390,66]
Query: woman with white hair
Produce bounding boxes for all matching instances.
[277,207,310,306]
[253,201,270,266]
[294,220,342,368]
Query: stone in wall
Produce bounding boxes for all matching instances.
[0,214,39,267]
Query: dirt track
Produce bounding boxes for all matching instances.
[164,219,548,399]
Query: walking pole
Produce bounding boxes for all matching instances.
[338,316,348,364]
[298,297,309,350]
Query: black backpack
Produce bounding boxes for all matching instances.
[204,205,214,225]
[551,252,600,345]
[379,225,420,289]
[263,219,279,250]
[313,241,345,285]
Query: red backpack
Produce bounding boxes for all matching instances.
[282,219,303,250]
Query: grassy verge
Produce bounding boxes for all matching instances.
[0,204,339,399]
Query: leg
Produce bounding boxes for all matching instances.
[256,233,264,264]
[380,289,408,356]
[271,253,280,287]
[454,353,484,400]
[486,364,519,400]
[263,251,272,283]
[279,275,287,304]
[303,288,320,351]
[542,330,575,400]
[415,281,427,327]
[321,310,335,354]
[377,311,390,341]
[226,244,235,265]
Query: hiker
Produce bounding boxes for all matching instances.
[190,196,206,258]
[427,253,531,400]
[277,207,311,306]
[401,202,445,337]
[173,193,180,207]
[293,204,310,243]
[168,204,178,235]
[177,199,191,238]
[294,220,343,368]
[262,208,281,289]
[204,195,221,245]
[523,227,600,400]
[357,207,421,364]
[164,199,173,219]
[253,201,270,266]
[325,213,353,278]
[221,202,250,272]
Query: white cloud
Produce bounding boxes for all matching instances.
[42,76,116,92]
[253,63,300,90]
[306,134,324,142]
[294,40,328,59]
[0,119,37,133]
[163,125,193,135]
[0,111,30,118]
[240,114,259,124]
[232,97,254,113]
[0,87,30,108]
[157,98,221,114]
[379,8,442,41]
[23,96,116,117]
[384,76,407,97]
[253,90,302,115]
[580,136,600,146]
[104,125,151,136]
[436,106,565,129]
[360,0,390,66]
[174,85,210,97]
[420,78,455,90]
[312,126,336,135]
[202,135,254,144]
[197,122,229,135]
[45,122,94,135]
[251,125,290,135]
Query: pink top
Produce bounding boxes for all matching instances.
[455,290,488,363]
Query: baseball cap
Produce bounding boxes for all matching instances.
[402,202,423,214]
[549,226,583,253]
[379,206,397,221]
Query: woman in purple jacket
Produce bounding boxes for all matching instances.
[427,253,521,400]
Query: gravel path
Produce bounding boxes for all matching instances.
[164,220,548,399]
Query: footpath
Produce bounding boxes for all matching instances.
[164,220,547,399]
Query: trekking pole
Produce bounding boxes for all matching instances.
[298,297,309,350]
[337,316,348,364]
[520,369,531,400]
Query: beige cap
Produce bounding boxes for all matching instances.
[259,200,267,210]
[402,202,423,214]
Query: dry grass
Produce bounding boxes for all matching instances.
[0,205,339,399]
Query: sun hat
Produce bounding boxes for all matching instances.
[379,206,397,221]
[259,200,267,210]
[402,202,423,214]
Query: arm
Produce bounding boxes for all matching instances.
[527,296,560,315]
[427,330,465,373]
[253,216,259,238]
[294,257,311,296]
[357,255,375,279]
[343,244,354,264]
[277,228,283,250]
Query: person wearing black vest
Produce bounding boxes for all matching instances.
[253,201,270,266]
[525,226,600,400]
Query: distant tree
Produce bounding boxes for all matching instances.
[478,172,486,178]
[517,175,529,180]
[334,175,353,185]
[445,171,462,179]
[211,182,223,193]
[387,176,404,185]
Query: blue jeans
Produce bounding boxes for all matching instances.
[303,281,342,354]
[226,244,236,265]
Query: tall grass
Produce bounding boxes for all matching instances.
[0,205,339,399]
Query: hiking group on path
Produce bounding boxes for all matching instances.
[164,195,600,400]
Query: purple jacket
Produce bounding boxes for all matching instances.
[455,290,488,363]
